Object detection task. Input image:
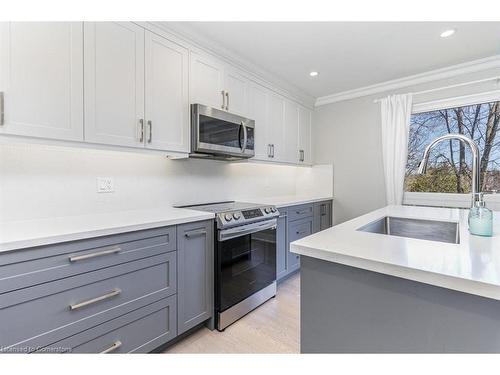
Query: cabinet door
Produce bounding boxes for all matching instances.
[288,217,313,273]
[190,52,224,110]
[224,67,248,116]
[298,106,312,165]
[0,22,83,141]
[284,100,299,163]
[276,212,288,280]
[248,83,270,160]
[177,220,214,335]
[267,93,285,161]
[84,22,145,148]
[313,201,333,232]
[321,201,333,230]
[145,31,189,152]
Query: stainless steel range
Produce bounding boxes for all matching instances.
[180,201,279,331]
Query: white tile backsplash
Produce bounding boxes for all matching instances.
[0,141,333,221]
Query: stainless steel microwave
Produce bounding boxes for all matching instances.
[190,104,255,160]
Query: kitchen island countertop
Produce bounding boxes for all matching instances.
[291,204,500,301]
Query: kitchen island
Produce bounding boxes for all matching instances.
[290,205,500,353]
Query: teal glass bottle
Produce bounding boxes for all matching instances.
[468,193,493,237]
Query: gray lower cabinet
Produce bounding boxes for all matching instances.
[38,296,177,354]
[176,220,214,335]
[276,200,333,281]
[0,219,214,353]
[313,200,332,232]
[287,217,313,273]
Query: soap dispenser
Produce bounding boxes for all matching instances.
[468,192,493,237]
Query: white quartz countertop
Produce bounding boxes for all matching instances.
[291,205,500,301]
[0,207,214,253]
[255,195,333,208]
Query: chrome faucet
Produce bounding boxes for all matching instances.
[418,133,481,207]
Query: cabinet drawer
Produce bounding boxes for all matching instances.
[288,217,313,272]
[0,226,175,294]
[289,218,313,241]
[287,204,313,222]
[39,296,177,353]
[0,252,176,351]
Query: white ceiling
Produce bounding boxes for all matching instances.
[173,22,500,98]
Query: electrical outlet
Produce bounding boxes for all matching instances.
[97,177,114,193]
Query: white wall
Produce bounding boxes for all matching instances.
[314,67,500,224]
[0,141,332,222]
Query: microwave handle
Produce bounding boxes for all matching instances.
[241,121,248,152]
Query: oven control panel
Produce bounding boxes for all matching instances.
[242,208,263,219]
[216,206,279,229]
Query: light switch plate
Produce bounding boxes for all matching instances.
[97,177,114,193]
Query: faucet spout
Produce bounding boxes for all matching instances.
[418,133,481,207]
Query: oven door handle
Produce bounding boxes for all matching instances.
[219,219,277,242]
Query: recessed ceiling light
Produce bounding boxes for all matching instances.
[440,29,456,38]
[309,71,319,77]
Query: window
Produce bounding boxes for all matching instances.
[405,100,500,195]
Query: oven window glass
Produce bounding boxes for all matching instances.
[217,227,276,311]
[199,115,242,149]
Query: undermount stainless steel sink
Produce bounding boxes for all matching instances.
[357,216,460,244]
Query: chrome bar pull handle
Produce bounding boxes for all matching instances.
[184,229,207,238]
[221,90,225,109]
[147,120,152,143]
[0,92,4,126]
[69,288,121,311]
[69,245,121,263]
[225,91,229,110]
[138,119,144,142]
[100,340,122,354]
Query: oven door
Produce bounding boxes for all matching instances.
[216,219,277,313]
[191,104,255,158]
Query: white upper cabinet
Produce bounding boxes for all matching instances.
[0,22,311,163]
[84,22,145,148]
[145,31,189,153]
[223,67,248,116]
[190,51,249,116]
[0,22,84,141]
[248,82,269,160]
[190,52,225,110]
[298,106,313,165]
[267,92,286,162]
[283,100,299,163]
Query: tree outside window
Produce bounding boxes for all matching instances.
[405,101,500,193]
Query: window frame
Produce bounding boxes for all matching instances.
[403,89,500,210]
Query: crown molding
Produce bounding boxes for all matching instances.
[149,22,316,108]
[315,55,500,107]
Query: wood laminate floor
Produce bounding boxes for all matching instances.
[164,273,300,353]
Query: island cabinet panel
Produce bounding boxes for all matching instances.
[301,256,500,353]
[177,220,214,335]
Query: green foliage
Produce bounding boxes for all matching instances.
[405,166,471,193]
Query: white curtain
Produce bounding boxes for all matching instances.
[380,94,413,205]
